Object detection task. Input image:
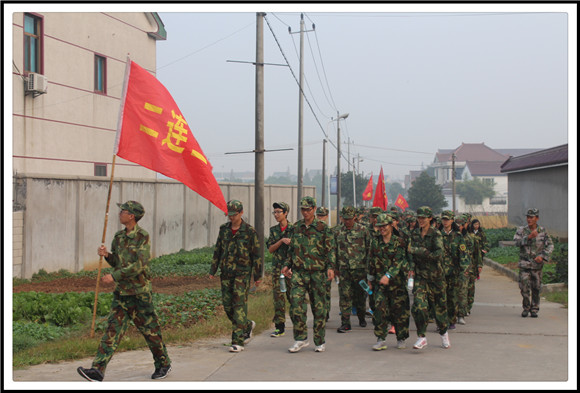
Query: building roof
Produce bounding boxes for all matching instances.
[466,161,506,176]
[435,143,509,163]
[500,144,568,173]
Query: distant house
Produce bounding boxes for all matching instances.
[500,144,568,239]
[429,143,542,213]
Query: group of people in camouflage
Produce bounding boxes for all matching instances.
[77,198,553,381]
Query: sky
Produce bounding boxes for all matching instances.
[151,3,574,183]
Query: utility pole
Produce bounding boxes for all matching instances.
[255,12,265,276]
[335,112,349,216]
[322,139,327,207]
[290,14,314,212]
[452,152,456,213]
[352,156,356,208]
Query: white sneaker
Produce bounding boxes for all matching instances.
[244,320,256,343]
[458,317,466,325]
[413,336,428,349]
[229,344,244,353]
[396,339,406,349]
[288,340,310,353]
[372,339,387,351]
[441,332,451,349]
[314,344,326,352]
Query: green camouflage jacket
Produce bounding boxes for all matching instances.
[210,220,262,281]
[441,229,470,277]
[334,222,371,271]
[465,232,483,269]
[473,229,490,255]
[286,218,336,272]
[408,227,444,280]
[267,222,295,268]
[368,234,407,286]
[105,224,152,295]
[513,225,554,270]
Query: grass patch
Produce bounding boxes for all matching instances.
[13,279,274,369]
[544,290,568,308]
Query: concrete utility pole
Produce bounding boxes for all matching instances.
[290,14,314,212]
[255,12,265,275]
[452,152,456,213]
[322,138,327,207]
[352,156,356,208]
[335,112,349,217]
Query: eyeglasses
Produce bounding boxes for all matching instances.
[272,210,285,215]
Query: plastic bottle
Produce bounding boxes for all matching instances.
[407,277,414,291]
[279,274,287,293]
[358,279,372,295]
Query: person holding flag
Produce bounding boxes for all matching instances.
[373,167,388,211]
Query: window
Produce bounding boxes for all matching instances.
[94,55,106,93]
[94,163,107,177]
[490,196,507,205]
[24,13,42,74]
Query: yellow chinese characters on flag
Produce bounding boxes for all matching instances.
[395,194,409,211]
[115,60,227,214]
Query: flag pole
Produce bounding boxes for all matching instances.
[90,154,117,337]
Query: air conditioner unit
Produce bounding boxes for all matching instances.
[25,73,48,96]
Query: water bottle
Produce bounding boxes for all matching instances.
[407,277,414,291]
[359,279,372,295]
[279,274,287,293]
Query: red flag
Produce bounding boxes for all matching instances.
[115,60,227,214]
[395,194,409,211]
[372,167,388,210]
[362,174,374,201]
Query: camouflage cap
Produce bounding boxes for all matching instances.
[388,211,400,220]
[340,206,356,219]
[375,213,393,227]
[117,201,145,221]
[273,202,290,214]
[416,206,433,218]
[369,207,383,216]
[455,214,467,225]
[316,206,329,216]
[526,208,539,217]
[300,196,316,209]
[356,207,366,215]
[441,210,454,220]
[227,200,243,216]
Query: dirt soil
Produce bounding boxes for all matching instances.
[13,276,220,295]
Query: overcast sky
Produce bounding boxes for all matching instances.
[153,4,574,182]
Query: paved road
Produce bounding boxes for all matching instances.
[10,267,573,389]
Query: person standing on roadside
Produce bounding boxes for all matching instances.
[440,211,470,330]
[368,214,410,350]
[513,208,554,318]
[408,206,450,350]
[267,202,294,338]
[316,206,334,322]
[282,196,336,353]
[77,201,171,382]
[334,206,372,333]
[209,200,262,353]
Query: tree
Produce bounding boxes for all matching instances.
[407,171,447,213]
[341,171,372,206]
[386,181,405,204]
[456,178,495,205]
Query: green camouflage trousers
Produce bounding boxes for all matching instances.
[519,268,543,312]
[373,281,410,341]
[445,273,461,324]
[93,292,170,374]
[272,265,294,326]
[411,276,448,336]
[457,272,470,317]
[467,266,478,313]
[220,272,253,346]
[289,269,329,346]
[338,268,367,325]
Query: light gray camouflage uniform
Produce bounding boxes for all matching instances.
[513,208,554,314]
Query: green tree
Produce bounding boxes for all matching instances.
[341,171,371,206]
[386,181,405,204]
[407,171,447,213]
[456,178,495,205]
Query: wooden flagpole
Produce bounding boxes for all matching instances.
[90,154,117,337]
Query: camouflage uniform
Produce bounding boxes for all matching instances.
[335,206,371,327]
[465,217,482,315]
[455,215,473,318]
[440,211,470,325]
[315,206,333,321]
[365,207,384,317]
[369,214,410,342]
[210,200,262,347]
[408,207,448,337]
[93,201,170,375]
[286,197,336,347]
[513,209,554,314]
[267,202,295,332]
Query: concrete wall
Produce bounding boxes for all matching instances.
[12,174,315,278]
[506,166,568,239]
